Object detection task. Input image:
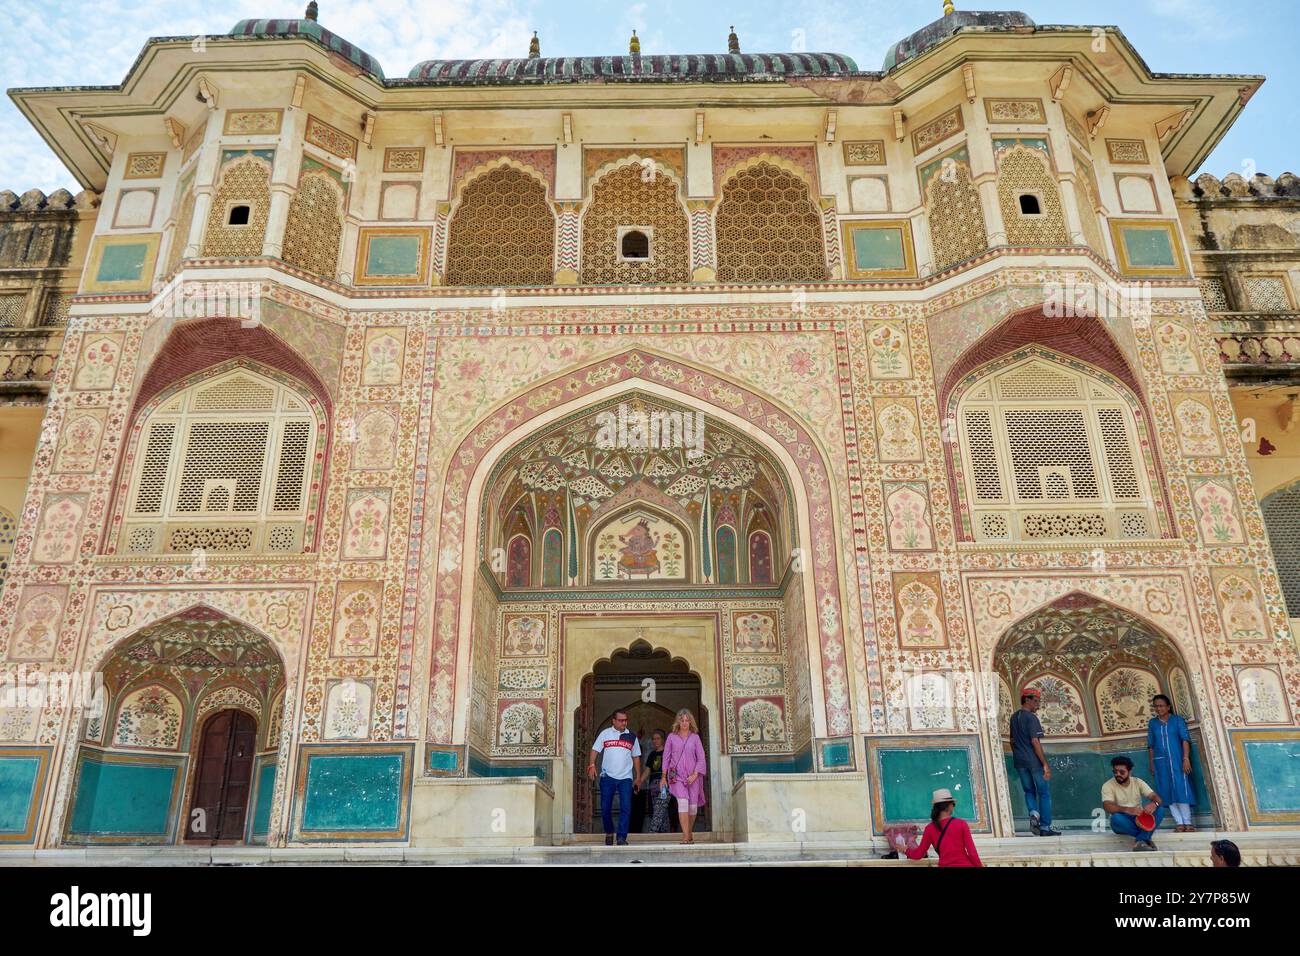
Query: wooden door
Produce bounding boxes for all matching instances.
[187,709,257,842]
[573,674,594,832]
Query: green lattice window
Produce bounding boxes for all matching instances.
[1262,481,1300,616]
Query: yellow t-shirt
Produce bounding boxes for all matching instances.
[1101,775,1156,808]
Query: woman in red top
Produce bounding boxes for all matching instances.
[895,788,983,867]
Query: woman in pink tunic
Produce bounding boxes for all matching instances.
[663,709,707,844]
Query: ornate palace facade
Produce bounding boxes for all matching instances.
[1,5,1298,850]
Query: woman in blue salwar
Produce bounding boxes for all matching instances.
[1148,694,1196,831]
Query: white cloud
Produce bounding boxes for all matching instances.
[0,0,536,191]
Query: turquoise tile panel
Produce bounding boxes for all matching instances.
[1121,226,1176,268]
[1243,739,1300,813]
[877,747,974,821]
[1003,735,1214,829]
[95,243,149,283]
[732,745,814,779]
[428,749,459,772]
[68,757,178,836]
[822,740,853,768]
[249,761,276,838]
[301,753,404,831]
[0,756,41,833]
[366,235,422,276]
[851,227,906,271]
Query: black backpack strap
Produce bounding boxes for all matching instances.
[933,817,953,853]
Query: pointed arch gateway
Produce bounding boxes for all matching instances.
[983,590,1233,835]
[423,349,852,817]
[57,605,291,847]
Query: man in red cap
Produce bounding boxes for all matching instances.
[1009,687,1062,836]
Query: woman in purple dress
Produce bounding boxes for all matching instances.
[663,708,707,844]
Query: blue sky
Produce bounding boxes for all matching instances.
[2,0,1295,192]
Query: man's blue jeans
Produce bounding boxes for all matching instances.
[1015,765,1053,828]
[600,774,633,840]
[1110,806,1166,843]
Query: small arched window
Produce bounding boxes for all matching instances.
[955,355,1155,542]
[227,204,251,226]
[1018,194,1042,216]
[619,228,651,261]
[122,366,319,555]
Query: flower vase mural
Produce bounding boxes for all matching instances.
[342,489,391,559]
[885,483,933,550]
[1191,479,1245,545]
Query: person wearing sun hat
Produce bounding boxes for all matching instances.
[894,788,983,867]
[1009,687,1062,837]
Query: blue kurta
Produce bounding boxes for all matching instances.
[1148,714,1196,805]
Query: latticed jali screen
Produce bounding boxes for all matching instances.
[580,163,690,285]
[926,162,988,272]
[0,293,25,328]
[996,145,1069,248]
[201,156,271,258]
[281,171,345,280]
[446,166,556,286]
[1262,483,1300,616]
[1243,275,1292,313]
[959,359,1153,542]
[715,163,828,283]
[1199,277,1230,313]
[123,369,314,555]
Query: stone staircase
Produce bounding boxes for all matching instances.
[4,830,1299,866]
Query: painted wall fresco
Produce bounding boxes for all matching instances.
[1,266,1297,843]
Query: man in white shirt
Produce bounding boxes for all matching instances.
[588,709,641,845]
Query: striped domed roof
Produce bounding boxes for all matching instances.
[407,52,858,84]
[229,17,385,80]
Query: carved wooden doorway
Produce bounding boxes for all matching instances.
[186,709,257,842]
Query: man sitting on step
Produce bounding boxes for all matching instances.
[1101,755,1166,852]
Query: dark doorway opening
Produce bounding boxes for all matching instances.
[573,640,710,835]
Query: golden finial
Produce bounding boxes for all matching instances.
[528,30,540,58]
[305,1,318,20]
[943,1,955,15]
[728,26,740,54]
[629,30,640,55]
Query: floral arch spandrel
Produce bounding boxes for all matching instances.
[47,597,308,847]
[422,348,851,746]
[967,576,1243,831]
